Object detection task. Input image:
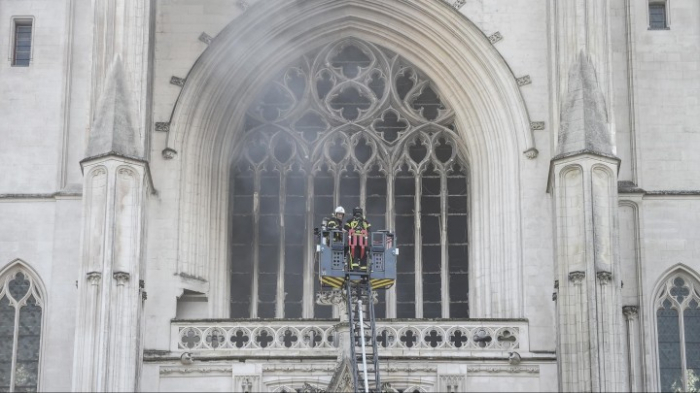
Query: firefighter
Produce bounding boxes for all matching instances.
[321,206,345,244]
[344,206,371,270]
[327,206,345,230]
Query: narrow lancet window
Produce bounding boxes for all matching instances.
[0,266,44,392]
[655,274,700,392]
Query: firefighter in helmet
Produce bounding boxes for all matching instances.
[321,206,345,243]
[344,206,372,270]
[327,206,345,230]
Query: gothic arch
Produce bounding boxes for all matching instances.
[0,258,47,306]
[164,0,533,318]
[648,263,700,391]
[0,259,47,392]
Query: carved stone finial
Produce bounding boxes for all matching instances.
[170,76,185,87]
[113,271,130,286]
[162,148,178,160]
[622,305,638,320]
[236,0,249,11]
[530,121,545,131]
[516,75,532,86]
[568,271,585,283]
[198,32,213,45]
[155,122,170,132]
[86,271,102,286]
[488,32,503,44]
[596,271,613,284]
[523,147,539,159]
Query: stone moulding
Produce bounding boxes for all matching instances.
[173,321,523,353]
[165,0,535,318]
[160,366,232,375]
[262,365,337,372]
[466,365,539,374]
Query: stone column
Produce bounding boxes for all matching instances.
[623,305,642,392]
[73,157,149,391]
[551,153,628,392]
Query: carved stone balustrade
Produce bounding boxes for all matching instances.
[171,319,529,358]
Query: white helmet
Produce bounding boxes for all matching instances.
[334,206,345,215]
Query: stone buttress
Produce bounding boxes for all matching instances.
[71,0,153,390]
[549,1,628,391]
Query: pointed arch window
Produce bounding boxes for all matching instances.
[655,273,700,392]
[0,266,44,392]
[229,39,469,319]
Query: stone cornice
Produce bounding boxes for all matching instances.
[618,181,700,198]
[79,152,157,195]
[0,191,82,201]
[551,149,620,163]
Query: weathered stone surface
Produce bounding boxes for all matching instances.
[85,57,141,160]
[557,51,614,158]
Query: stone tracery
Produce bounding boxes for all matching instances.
[229,38,469,319]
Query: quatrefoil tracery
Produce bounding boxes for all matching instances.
[236,38,463,176]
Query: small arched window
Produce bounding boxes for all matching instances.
[0,263,44,392]
[655,272,700,392]
[649,0,669,30]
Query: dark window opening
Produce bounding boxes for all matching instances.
[13,20,33,67]
[649,3,668,30]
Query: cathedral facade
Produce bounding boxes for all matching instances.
[1,0,699,391]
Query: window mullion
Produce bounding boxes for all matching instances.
[385,172,396,318]
[679,301,688,392]
[333,169,341,209]
[10,300,20,392]
[359,172,367,212]
[440,171,449,318]
[276,170,287,319]
[250,170,261,318]
[414,174,423,318]
[332,168,341,319]
[302,174,314,318]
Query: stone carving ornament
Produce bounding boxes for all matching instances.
[234,38,463,176]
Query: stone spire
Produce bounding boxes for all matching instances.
[556,51,614,158]
[85,56,141,160]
